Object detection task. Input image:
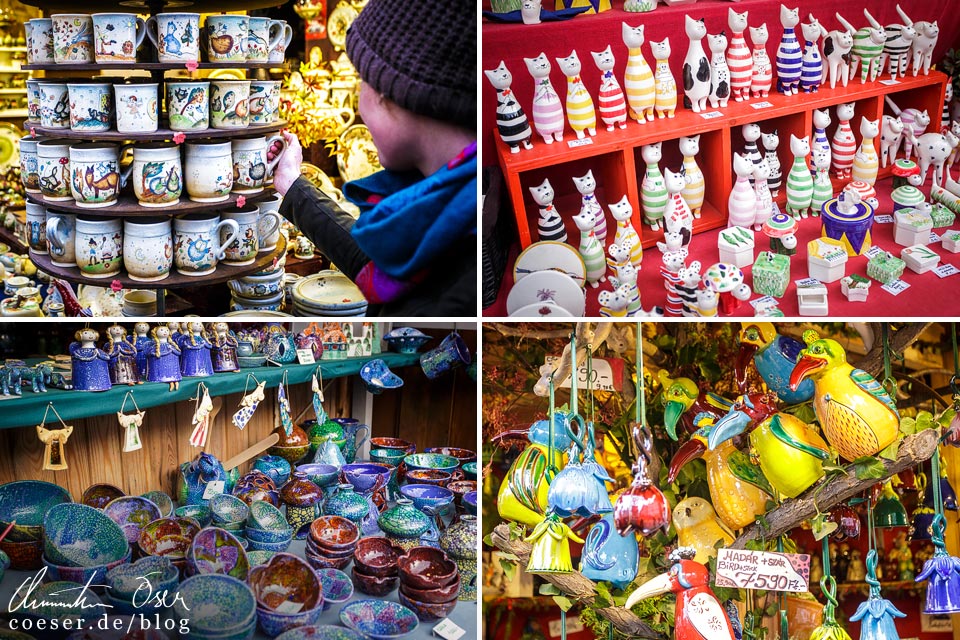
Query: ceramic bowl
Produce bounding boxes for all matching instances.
[399,484,455,513]
[137,517,201,560]
[43,503,130,568]
[173,573,257,635]
[275,625,365,640]
[106,555,179,599]
[247,550,276,567]
[175,504,212,527]
[315,567,353,612]
[369,437,415,455]
[397,547,458,590]
[238,354,269,368]
[309,516,360,551]
[404,453,459,474]
[246,522,295,543]
[270,444,310,465]
[81,483,125,510]
[1,538,44,570]
[404,469,452,487]
[233,483,280,508]
[369,449,407,468]
[359,359,404,394]
[257,608,324,638]
[399,574,461,604]
[339,600,419,640]
[304,550,352,571]
[210,493,250,526]
[104,496,162,544]
[42,545,131,586]
[254,455,293,486]
[0,480,72,542]
[353,537,402,578]
[340,462,394,494]
[187,527,249,580]
[248,500,287,530]
[306,537,357,559]
[398,589,457,622]
[463,491,478,516]
[101,591,169,616]
[247,537,292,553]
[141,491,174,517]
[383,327,432,354]
[424,447,477,466]
[446,480,477,507]
[249,553,322,611]
[351,565,399,596]
[462,461,477,481]
[297,463,340,488]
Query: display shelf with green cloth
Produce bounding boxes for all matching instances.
[0,352,420,430]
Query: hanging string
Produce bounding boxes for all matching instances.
[867,497,877,553]
[636,321,645,427]
[547,374,557,476]
[570,332,578,416]
[40,402,69,428]
[933,444,944,517]
[119,390,140,415]
[881,323,895,397]
[586,344,595,424]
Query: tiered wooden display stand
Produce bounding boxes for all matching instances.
[498,71,948,250]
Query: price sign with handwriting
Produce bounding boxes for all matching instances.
[715,549,810,592]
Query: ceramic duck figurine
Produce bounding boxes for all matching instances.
[573,170,606,242]
[852,117,880,185]
[103,324,139,386]
[179,321,215,377]
[800,15,824,92]
[609,196,643,267]
[881,115,905,168]
[911,18,939,76]
[556,51,596,139]
[761,130,782,197]
[524,53,564,144]
[674,497,734,564]
[626,548,737,639]
[776,5,802,94]
[70,328,111,392]
[836,9,885,83]
[750,24,772,98]
[581,505,639,589]
[640,142,667,230]
[658,369,733,441]
[786,134,813,219]
[824,16,854,88]
[622,23,656,123]
[831,102,857,179]
[727,9,752,102]
[709,392,829,499]
[812,108,832,168]
[707,32,730,109]
[789,330,900,461]
[735,323,814,402]
[885,97,930,160]
[682,16,710,112]
[663,167,694,246]
[573,209,606,288]
[880,5,916,79]
[728,152,757,228]
[485,61,534,153]
[530,179,566,243]
[145,325,181,391]
[651,38,677,119]
[753,159,774,230]
[680,135,705,219]
[591,45,628,132]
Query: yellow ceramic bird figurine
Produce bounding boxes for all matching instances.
[789,330,900,462]
[673,496,735,564]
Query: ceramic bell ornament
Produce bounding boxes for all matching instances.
[546,416,613,518]
[581,500,638,589]
[179,321,215,377]
[573,170,606,242]
[117,391,145,453]
[880,5,916,79]
[530,179,566,243]
[484,61,534,153]
[726,9,752,102]
[851,549,906,639]
[707,32,729,109]
[145,325,182,391]
[614,422,669,536]
[188,382,214,448]
[103,324,139,386]
[836,10,885,83]
[70,327,111,392]
[812,577,854,640]
[800,15,824,92]
[556,50,596,139]
[524,511,584,574]
[682,16,710,113]
[524,53,564,144]
[824,16,854,88]
[37,404,73,471]
[776,5,802,95]
[650,38,676,119]
[590,47,627,133]
[750,23,772,98]
[916,515,960,613]
[621,23,655,123]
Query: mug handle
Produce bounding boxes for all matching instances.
[340,109,356,131]
[46,216,65,253]
[117,143,135,189]
[134,17,147,51]
[215,219,240,260]
[144,16,159,51]
[266,20,284,53]
[258,211,281,241]
[281,23,293,49]
[264,134,288,173]
[355,425,370,450]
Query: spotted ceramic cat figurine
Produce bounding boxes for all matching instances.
[707,32,730,109]
[598,283,632,317]
[750,24,772,98]
[529,179,566,243]
[524,53,564,144]
[556,50,596,139]
[572,170,606,242]
[753,158,773,230]
[880,115,904,168]
[484,61,533,153]
[622,23,656,123]
[609,196,643,267]
[591,45,628,131]
[615,263,642,316]
[682,16,710,112]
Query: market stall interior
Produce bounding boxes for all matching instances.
[482,1,960,317]
[482,321,960,640]
[0,321,477,639]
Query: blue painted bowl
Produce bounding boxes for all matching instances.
[463,491,477,516]
[254,455,293,487]
[315,568,354,612]
[399,484,454,513]
[403,453,460,475]
[256,603,323,638]
[296,463,340,488]
[210,493,250,526]
[173,574,257,635]
[187,527,249,581]
[276,625,366,640]
[42,545,131,586]
[462,461,477,481]
[0,480,72,542]
[43,503,129,568]
[102,590,168,616]
[339,600,419,639]
[383,327,432,354]
[245,525,294,544]
[141,491,174,517]
[341,463,394,494]
[360,359,404,394]
[105,496,163,543]
[248,500,287,530]
[175,504,212,528]
[247,537,292,553]
[106,555,179,600]
[369,448,407,467]
[247,550,277,567]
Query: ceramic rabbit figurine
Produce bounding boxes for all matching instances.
[485,62,534,154]
[831,102,856,179]
[761,130,782,197]
[573,209,606,288]
[641,142,667,230]
[556,51,596,139]
[836,10,885,83]
[812,108,832,168]
[786,134,814,219]
[521,0,541,25]
[750,24,772,98]
[879,5,916,79]
[679,135,704,218]
[682,16,710,112]
[524,53,564,144]
[911,19,939,76]
[530,179,567,243]
[776,5,802,94]
[707,33,730,109]
[650,38,677,119]
[811,150,834,216]
[573,170,606,242]
[622,24,656,123]
[591,46,628,132]
[824,16,854,88]
[753,159,774,230]
[908,128,960,186]
[800,16,824,92]
[880,115,905,167]
[885,97,930,159]
[727,9,752,102]
[663,168,694,246]
[728,153,757,228]
[610,196,643,267]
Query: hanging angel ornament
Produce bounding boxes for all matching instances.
[117,391,145,453]
[189,383,214,448]
[233,377,266,430]
[36,404,73,471]
[278,374,293,436]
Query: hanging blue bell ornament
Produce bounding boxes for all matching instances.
[916,514,960,613]
[850,550,906,640]
[547,415,613,517]
[580,498,639,589]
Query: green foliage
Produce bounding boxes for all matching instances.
[850,455,886,480]
[900,411,936,435]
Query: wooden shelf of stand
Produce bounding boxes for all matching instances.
[0,221,26,252]
[24,119,287,142]
[26,188,276,217]
[22,62,278,71]
[18,0,284,13]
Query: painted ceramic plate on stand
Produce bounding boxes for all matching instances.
[338,125,381,182]
[327,2,359,50]
[0,122,22,171]
[510,302,574,317]
[506,270,584,316]
[293,270,367,312]
[514,241,586,288]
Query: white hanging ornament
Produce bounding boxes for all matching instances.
[189,383,214,448]
[232,377,266,431]
[117,391,145,453]
[36,403,72,471]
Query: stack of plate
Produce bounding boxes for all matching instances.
[292,270,367,317]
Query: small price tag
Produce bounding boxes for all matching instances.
[296,348,316,365]
[874,214,894,224]
[882,279,911,295]
[751,101,774,109]
[880,78,900,86]
[865,245,884,259]
[545,355,622,392]
[567,137,594,148]
[935,263,960,278]
[794,277,821,287]
[715,548,810,592]
[699,111,724,119]
[274,601,303,614]
[201,481,225,500]
[749,295,776,309]
[433,620,466,640]
[929,231,942,243]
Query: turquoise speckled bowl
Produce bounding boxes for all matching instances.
[43,503,129,568]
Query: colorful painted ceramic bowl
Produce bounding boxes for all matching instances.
[137,517,201,561]
[210,493,250,526]
[173,573,257,635]
[404,453,459,474]
[296,463,340,488]
[141,491,174,517]
[399,574,461,604]
[463,491,477,516]
[424,447,477,466]
[1,538,44,570]
[106,555,179,599]
[65,615,168,639]
[339,600,419,640]
[257,605,324,638]
[42,544,131,585]
[353,537,402,578]
[247,550,277,567]
[360,359,404,394]
[369,448,407,467]
[306,537,357,559]
[461,461,477,481]
[247,537,292,553]
[174,504,211,528]
[446,480,477,507]
[399,484,455,513]
[101,591,169,616]
[275,625,365,640]
[340,462,394,494]
[245,524,295,544]
[248,499,287,530]
[249,553,322,612]
[187,527,249,580]
[315,567,353,612]
[309,516,360,551]
[104,496,163,544]
[383,327,432,354]
[43,503,129,568]
[398,589,457,621]
[254,455,293,487]
[0,480,72,542]
[369,437,415,455]
[397,547,458,590]
[351,565,400,596]
[304,550,352,572]
[404,469,452,487]
[81,483,126,509]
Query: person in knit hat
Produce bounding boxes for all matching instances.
[271,0,476,317]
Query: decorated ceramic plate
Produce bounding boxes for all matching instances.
[506,270,584,317]
[327,2,359,50]
[293,270,366,311]
[338,125,381,182]
[340,600,418,639]
[510,302,574,317]
[0,122,21,171]
[514,241,586,288]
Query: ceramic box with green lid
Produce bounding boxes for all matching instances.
[752,251,790,298]
[866,251,906,284]
[930,202,956,228]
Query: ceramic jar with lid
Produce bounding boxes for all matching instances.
[280,471,324,539]
[378,498,432,552]
[440,514,477,601]
[323,484,368,524]
[253,455,291,487]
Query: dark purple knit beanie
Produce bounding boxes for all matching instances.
[345,0,476,131]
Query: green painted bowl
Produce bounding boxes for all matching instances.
[403,453,459,474]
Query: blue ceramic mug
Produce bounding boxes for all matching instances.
[419,332,471,380]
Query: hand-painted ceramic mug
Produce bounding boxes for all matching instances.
[221,205,280,265]
[232,135,286,194]
[52,14,95,63]
[173,213,239,276]
[246,17,283,62]
[184,141,233,202]
[268,20,293,64]
[420,332,472,379]
[25,202,48,254]
[68,83,113,132]
[75,216,123,278]
[258,192,283,251]
[36,138,72,201]
[210,80,250,129]
[166,80,209,131]
[248,81,280,125]
[115,83,159,133]
[91,14,146,63]
[26,79,41,123]
[27,18,54,64]
[38,82,69,129]
[124,217,173,282]
[203,14,247,62]
[69,143,122,208]
[19,135,42,194]
[24,20,34,62]
[120,143,183,208]
[46,211,77,267]
[145,13,200,63]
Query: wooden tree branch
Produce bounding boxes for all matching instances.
[855,323,932,377]
[486,323,575,340]
[490,524,666,640]
[730,429,941,549]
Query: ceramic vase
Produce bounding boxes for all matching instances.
[184,141,233,202]
[324,484,369,524]
[173,213,239,276]
[36,139,72,202]
[145,13,200,63]
[75,216,123,278]
[69,143,122,208]
[38,82,69,130]
[332,418,369,464]
[210,80,251,129]
[123,218,172,282]
[166,81,210,131]
[203,14,247,62]
[245,17,282,62]
[25,202,47,254]
[232,135,286,194]
[379,499,431,551]
[67,83,112,132]
[121,143,182,207]
[19,135,41,194]
[280,472,324,538]
[27,18,54,64]
[91,13,145,63]
[440,515,477,601]
[52,14,94,64]
[114,83,159,134]
[221,205,280,265]
[45,211,76,267]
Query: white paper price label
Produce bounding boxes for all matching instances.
[715,549,810,592]
[749,295,776,309]
[751,101,774,109]
[929,231,942,243]
[274,601,303,614]
[874,214,894,224]
[699,111,724,119]
[545,355,618,392]
[865,245,884,259]
[567,137,594,148]
[433,620,466,640]
[548,617,584,637]
[201,481,225,500]
[880,78,901,85]
[935,263,960,278]
[794,278,821,287]
[296,348,316,365]
[882,279,911,295]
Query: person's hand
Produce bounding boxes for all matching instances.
[270,130,303,196]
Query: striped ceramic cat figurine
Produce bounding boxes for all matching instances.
[484,61,533,153]
[799,16,824,92]
[573,209,606,288]
[524,53,564,144]
[640,142,667,230]
[879,5,916,79]
[727,9,752,102]
[786,134,814,218]
[556,51,596,139]
[836,10,885,83]
[750,24,772,98]
[573,170,606,243]
[651,38,677,118]
[728,152,757,228]
[761,130,782,197]
[831,102,856,179]
[811,108,831,170]
[530,179,566,243]
[622,23,656,123]
[610,196,643,267]
[679,135,704,218]
[776,5,802,94]
[851,117,880,185]
[591,45,628,131]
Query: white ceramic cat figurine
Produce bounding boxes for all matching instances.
[609,196,643,267]
[823,16,853,88]
[811,108,831,170]
[750,24,772,98]
[598,283,632,318]
[650,38,677,119]
[753,159,773,230]
[591,45,628,132]
[911,19,939,76]
[607,242,631,276]
[908,128,960,186]
[640,141,667,231]
[573,209,606,288]
[529,179,566,243]
[799,16,824,92]
[682,15,710,112]
[573,170,606,242]
[810,150,833,217]
[878,5,916,79]
[707,32,730,109]
[524,53,564,144]
[831,102,856,179]
[676,260,702,317]
[662,167,693,246]
[521,0,541,25]
[615,263,642,316]
[880,115,904,168]
[679,135,704,219]
[776,5,802,95]
[622,23,656,123]
[851,116,880,185]
[556,51,596,139]
[484,61,534,154]
[786,134,813,218]
[885,97,930,160]
[761,130,782,197]
[742,123,763,170]
[728,152,757,228]
[727,9,753,102]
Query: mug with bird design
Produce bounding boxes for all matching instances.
[167,81,210,131]
[210,80,251,129]
[120,143,183,208]
[52,14,94,64]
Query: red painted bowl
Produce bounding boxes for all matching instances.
[397,547,458,590]
[353,537,403,578]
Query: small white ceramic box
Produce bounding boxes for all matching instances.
[797,282,828,316]
[901,244,941,274]
[806,237,848,283]
[893,209,933,247]
[942,231,960,253]
[841,275,871,302]
[718,226,755,268]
